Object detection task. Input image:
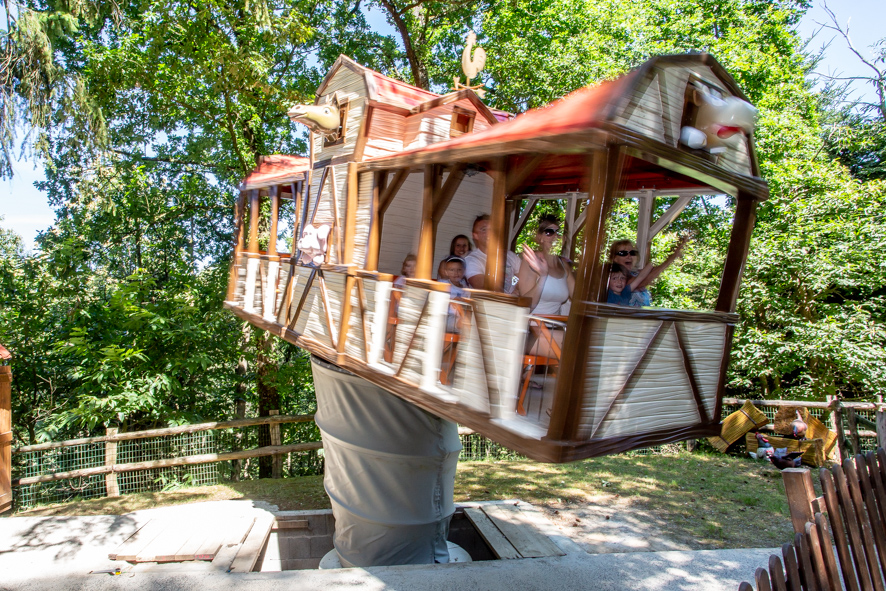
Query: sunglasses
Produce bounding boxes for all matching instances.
[615,250,638,257]
[541,228,561,236]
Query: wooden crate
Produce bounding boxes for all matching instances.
[708,400,769,452]
[745,432,826,467]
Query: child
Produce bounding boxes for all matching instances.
[393,254,417,287]
[607,263,633,306]
[439,255,469,332]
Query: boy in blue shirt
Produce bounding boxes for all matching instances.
[607,263,633,306]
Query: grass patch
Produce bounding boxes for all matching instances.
[14,451,811,550]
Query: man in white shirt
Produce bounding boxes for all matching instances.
[464,214,522,293]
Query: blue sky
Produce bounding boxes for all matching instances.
[1,0,882,252]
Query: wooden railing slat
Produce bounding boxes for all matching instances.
[844,460,886,591]
[783,541,804,591]
[769,554,789,591]
[793,531,819,591]
[834,465,878,591]
[816,512,844,591]
[855,454,886,578]
[821,469,862,591]
[803,521,829,591]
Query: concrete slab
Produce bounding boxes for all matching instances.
[0,500,775,591]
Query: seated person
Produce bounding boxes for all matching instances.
[437,235,473,280]
[393,254,417,288]
[465,215,521,293]
[608,236,688,307]
[607,263,633,306]
[438,255,469,333]
[516,215,574,315]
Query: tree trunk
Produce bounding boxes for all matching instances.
[256,331,279,479]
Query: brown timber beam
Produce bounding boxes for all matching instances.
[417,164,441,279]
[715,193,757,313]
[486,157,508,292]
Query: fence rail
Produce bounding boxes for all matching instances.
[11,397,886,511]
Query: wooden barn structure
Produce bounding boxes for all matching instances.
[225,54,768,463]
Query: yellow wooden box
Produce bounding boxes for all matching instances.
[708,400,769,452]
[745,432,827,467]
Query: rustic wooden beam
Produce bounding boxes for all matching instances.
[505,154,546,196]
[782,468,817,535]
[379,168,409,216]
[648,194,692,237]
[13,414,316,453]
[105,427,119,498]
[267,185,280,257]
[486,157,508,292]
[431,163,467,225]
[417,164,441,279]
[673,322,708,422]
[13,442,324,486]
[344,163,359,265]
[635,190,654,269]
[291,181,303,253]
[247,189,260,253]
[328,168,342,263]
[366,171,385,271]
[352,103,373,162]
[226,191,248,301]
[509,197,538,251]
[715,194,757,313]
[309,166,329,226]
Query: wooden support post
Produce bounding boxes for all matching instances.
[877,409,886,451]
[417,164,440,279]
[268,186,280,257]
[269,410,282,479]
[548,148,620,443]
[0,365,11,514]
[715,194,757,313]
[231,398,246,482]
[782,468,816,535]
[247,190,260,253]
[486,157,508,292]
[846,407,860,458]
[290,181,303,254]
[636,189,654,270]
[226,192,248,301]
[831,398,848,462]
[366,171,385,271]
[105,427,120,498]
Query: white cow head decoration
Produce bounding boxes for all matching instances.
[679,82,757,154]
[297,224,332,266]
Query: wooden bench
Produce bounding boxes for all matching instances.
[739,448,886,590]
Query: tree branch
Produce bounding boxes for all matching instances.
[109,149,221,170]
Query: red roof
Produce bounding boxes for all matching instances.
[369,73,635,162]
[371,72,439,107]
[240,155,310,190]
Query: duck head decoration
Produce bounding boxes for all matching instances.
[288,95,343,141]
[679,80,757,155]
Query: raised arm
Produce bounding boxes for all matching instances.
[517,247,549,310]
[633,235,689,291]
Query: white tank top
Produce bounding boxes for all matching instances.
[531,259,570,314]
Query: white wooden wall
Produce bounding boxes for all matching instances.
[433,172,494,275]
[377,171,424,275]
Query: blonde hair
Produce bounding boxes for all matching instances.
[608,240,635,261]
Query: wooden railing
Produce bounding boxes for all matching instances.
[12,414,321,493]
[740,449,886,591]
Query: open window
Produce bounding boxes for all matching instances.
[323,98,349,147]
[450,106,475,138]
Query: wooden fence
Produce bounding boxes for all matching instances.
[11,413,322,507]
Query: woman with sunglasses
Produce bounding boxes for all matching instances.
[608,236,688,306]
[517,214,575,314]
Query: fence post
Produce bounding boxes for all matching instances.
[827,396,846,462]
[105,427,119,498]
[231,398,246,482]
[0,364,11,514]
[877,408,886,451]
[846,407,860,457]
[269,410,282,479]
[782,468,816,535]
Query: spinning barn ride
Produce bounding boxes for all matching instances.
[225,53,767,463]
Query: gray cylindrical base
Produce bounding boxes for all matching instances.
[311,356,462,567]
[319,542,472,569]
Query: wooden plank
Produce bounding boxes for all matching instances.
[715,193,756,313]
[878,410,886,451]
[793,531,820,591]
[854,453,886,577]
[109,519,153,560]
[198,517,254,562]
[867,451,886,544]
[229,513,275,573]
[805,520,829,591]
[113,519,168,562]
[272,518,309,531]
[843,460,885,591]
[481,504,565,558]
[151,521,204,563]
[768,554,789,591]
[485,157,508,292]
[833,464,877,591]
[816,513,844,591]
[463,507,521,559]
[171,525,214,562]
[755,567,773,591]
[821,469,863,591]
[648,194,692,237]
[781,542,803,591]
